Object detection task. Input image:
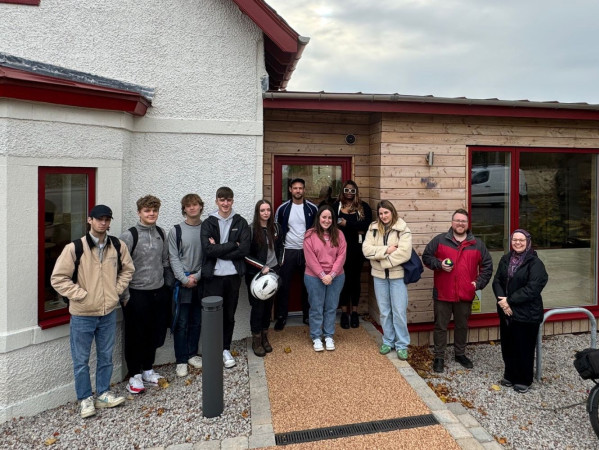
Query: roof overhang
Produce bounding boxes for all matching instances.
[0,57,152,116]
[264,91,599,121]
[232,0,308,90]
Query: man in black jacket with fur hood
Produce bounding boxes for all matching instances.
[201,187,250,369]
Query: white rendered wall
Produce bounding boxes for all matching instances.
[0,0,268,421]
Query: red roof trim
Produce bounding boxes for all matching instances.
[0,0,39,5]
[264,97,599,121]
[0,66,149,115]
[231,0,298,53]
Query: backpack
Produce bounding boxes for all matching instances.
[127,225,178,288]
[72,235,122,284]
[574,348,599,380]
[370,228,423,285]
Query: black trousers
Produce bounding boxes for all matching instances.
[123,286,170,375]
[500,315,539,386]
[245,273,275,334]
[338,245,365,308]
[276,248,309,320]
[203,274,242,350]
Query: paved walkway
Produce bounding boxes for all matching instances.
[151,318,503,449]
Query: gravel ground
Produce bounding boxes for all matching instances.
[425,332,598,449]
[1,340,250,449]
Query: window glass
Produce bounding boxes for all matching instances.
[281,164,343,205]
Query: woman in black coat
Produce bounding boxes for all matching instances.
[492,229,548,393]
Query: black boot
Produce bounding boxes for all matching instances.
[252,333,266,357]
[262,330,273,353]
[340,312,350,329]
[350,311,360,328]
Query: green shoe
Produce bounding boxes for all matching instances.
[379,344,392,355]
[397,349,408,360]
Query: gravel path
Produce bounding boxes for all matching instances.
[425,332,598,449]
[1,340,250,449]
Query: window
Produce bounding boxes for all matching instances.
[470,147,597,314]
[38,167,95,328]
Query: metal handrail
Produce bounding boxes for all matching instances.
[535,308,597,382]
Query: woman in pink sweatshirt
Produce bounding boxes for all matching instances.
[303,205,347,352]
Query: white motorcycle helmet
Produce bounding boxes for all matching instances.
[250,271,280,301]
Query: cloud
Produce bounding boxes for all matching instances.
[267,0,599,103]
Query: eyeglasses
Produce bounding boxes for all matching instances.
[343,188,357,194]
[511,239,527,243]
[452,220,468,224]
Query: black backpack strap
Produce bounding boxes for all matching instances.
[174,224,182,254]
[156,226,165,242]
[71,238,84,283]
[108,235,123,273]
[128,227,139,256]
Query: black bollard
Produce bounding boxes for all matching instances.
[201,295,224,418]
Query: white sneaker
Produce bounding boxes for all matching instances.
[325,337,335,351]
[126,374,146,394]
[223,350,236,368]
[80,396,96,418]
[142,369,163,386]
[313,338,324,352]
[176,363,188,377]
[94,391,125,409]
[188,356,203,369]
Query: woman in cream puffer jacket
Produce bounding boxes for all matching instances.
[362,200,412,360]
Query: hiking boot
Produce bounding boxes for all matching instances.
[274,317,286,331]
[340,312,350,329]
[252,333,266,357]
[142,369,163,386]
[455,354,474,369]
[350,311,360,328]
[379,344,392,355]
[80,396,96,418]
[188,356,203,369]
[325,337,335,351]
[176,363,188,377]
[313,338,324,352]
[261,330,273,353]
[126,374,146,394]
[500,378,513,387]
[433,358,444,373]
[223,349,236,368]
[397,349,408,360]
[513,384,530,393]
[302,315,309,325]
[94,391,125,409]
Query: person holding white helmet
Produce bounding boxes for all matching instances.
[245,200,284,356]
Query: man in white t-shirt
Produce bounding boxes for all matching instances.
[274,178,318,330]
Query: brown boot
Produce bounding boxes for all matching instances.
[252,333,266,357]
[262,329,273,353]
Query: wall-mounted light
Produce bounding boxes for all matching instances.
[345,134,356,145]
[426,151,434,166]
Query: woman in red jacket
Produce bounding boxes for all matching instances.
[303,205,347,352]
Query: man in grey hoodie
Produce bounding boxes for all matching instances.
[120,195,171,394]
[201,187,250,369]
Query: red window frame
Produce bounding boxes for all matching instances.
[272,156,352,208]
[465,146,599,328]
[0,0,40,5]
[38,167,96,329]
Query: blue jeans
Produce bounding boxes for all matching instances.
[173,291,202,364]
[70,309,117,400]
[373,277,410,350]
[304,273,345,340]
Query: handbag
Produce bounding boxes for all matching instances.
[402,249,424,285]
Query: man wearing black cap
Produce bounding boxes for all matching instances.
[51,204,134,419]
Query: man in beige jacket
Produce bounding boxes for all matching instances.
[51,205,134,418]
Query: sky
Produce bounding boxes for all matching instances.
[266,0,599,104]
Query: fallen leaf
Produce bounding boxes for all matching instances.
[284,347,292,353]
[158,378,169,388]
[495,436,507,445]
[520,425,528,430]
[460,398,475,409]
[489,341,496,346]
[44,438,57,446]
[74,429,81,434]
[231,350,240,357]
[185,379,193,386]
[157,408,165,416]
[52,432,59,437]
[491,384,501,391]
[241,409,249,418]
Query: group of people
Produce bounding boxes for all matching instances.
[50,180,549,419]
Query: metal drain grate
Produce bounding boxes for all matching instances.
[275,414,438,445]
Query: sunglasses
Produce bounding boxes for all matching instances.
[343,188,357,194]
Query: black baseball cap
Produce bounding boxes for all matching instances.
[89,205,113,219]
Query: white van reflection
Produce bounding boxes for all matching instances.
[471,166,527,205]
